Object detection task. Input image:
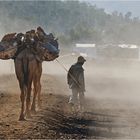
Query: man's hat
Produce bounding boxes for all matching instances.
[77,56,86,63]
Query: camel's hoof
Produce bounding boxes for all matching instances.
[31,109,37,114]
[26,113,32,119]
[26,115,32,119]
[19,116,26,121]
[38,101,42,109]
[38,105,42,109]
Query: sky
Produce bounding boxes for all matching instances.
[81,1,140,18]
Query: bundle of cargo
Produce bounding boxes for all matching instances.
[0,27,59,61]
[34,40,59,61]
[0,33,19,59]
[21,27,59,61]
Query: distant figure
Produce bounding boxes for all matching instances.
[67,56,86,111]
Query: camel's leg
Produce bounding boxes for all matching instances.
[37,63,42,109]
[26,81,32,118]
[19,84,26,121]
[37,82,42,109]
[31,62,42,110]
[14,60,25,121]
[19,93,25,120]
[31,80,38,113]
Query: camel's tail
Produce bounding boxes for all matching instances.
[22,58,28,87]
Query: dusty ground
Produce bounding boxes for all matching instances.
[1,58,140,139]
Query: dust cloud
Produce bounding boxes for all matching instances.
[1,49,140,105]
[0,60,15,74]
[43,53,140,105]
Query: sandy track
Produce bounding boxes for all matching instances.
[0,72,140,139]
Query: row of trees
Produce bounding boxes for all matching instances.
[0,1,140,46]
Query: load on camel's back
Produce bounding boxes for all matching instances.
[0,32,20,59]
[0,26,59,61]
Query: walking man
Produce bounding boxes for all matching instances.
[67,56,86,111]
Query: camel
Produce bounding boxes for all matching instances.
[14,31,59,121]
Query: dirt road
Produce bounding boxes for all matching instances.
[1,58,140,139]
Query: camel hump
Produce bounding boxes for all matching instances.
[1,33,17,42]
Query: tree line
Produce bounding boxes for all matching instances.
[0,1,140,46]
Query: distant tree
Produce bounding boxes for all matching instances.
[125,11,132,20]
[112,11,118,17]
